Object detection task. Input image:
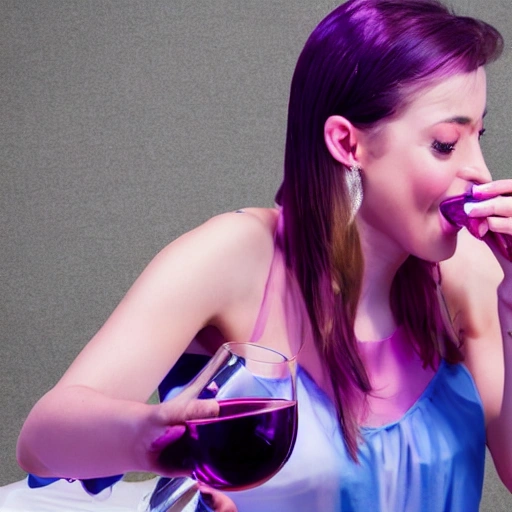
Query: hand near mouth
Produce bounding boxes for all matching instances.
[440,182,512,262]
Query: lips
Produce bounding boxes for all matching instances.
[440,215,461,236]
[439,193,482,239]
[440,192,512,261]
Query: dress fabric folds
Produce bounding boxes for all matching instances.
[221,360,485,512]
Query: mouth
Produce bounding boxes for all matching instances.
[439,208,462,235]
[439,192,482,238]
[439,193,470,227]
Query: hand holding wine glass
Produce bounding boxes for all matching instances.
[156,342,298,492]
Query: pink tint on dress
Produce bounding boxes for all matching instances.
[357,327,439,428]
[249,209,441,428]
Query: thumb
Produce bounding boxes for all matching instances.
[149,400,219,476]
[183,398,220,421]
[149,399,218,454]
[162,396,220,424]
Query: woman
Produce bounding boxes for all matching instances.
[17,0,511,510]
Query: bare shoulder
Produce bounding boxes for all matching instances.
[167,207,279,273]
[142,206,281,354]
[194,207,278,244]
[151,207,280,310]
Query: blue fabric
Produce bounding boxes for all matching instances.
[27,475,61,488]
[158,353,210,401]
[27,472,123,495]
[28,354,486,510]
[223,360,486,512]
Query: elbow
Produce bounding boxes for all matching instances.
[17,420,33,472]
[498,468,512,493]
[16,427,49,476]
[492,452,512,493]
[487,421,512,492]
[498,473,512,494]
[16,405,55,477]
[16,443,36,475]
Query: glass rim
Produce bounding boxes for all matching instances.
[221,341,294,365]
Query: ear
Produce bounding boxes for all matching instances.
[324,115,360,168]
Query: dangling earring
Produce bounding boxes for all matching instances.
[346,164,363,221]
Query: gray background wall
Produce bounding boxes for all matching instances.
[1,1,511,509]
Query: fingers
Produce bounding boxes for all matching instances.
[473,179,512,199]
[463,188,512,262]
[149,425,186,452]
[162,397,219,424]
[466,195,512,237]
[198,484,238,512]
[466,196,512,219]
[149,424,191,476]
[146,399,219,476]
[184,397,220,420]
[488,216,512,236]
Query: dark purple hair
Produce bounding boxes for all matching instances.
[275,0,503,458]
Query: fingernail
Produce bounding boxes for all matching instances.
[478,221,488,238]
[464,202,478,215]
[471,182,492,198]
[464,199,493,216]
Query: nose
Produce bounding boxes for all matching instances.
[457,140,492,185]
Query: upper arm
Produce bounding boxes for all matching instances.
[440,229,504,427]
[56,209,277,402]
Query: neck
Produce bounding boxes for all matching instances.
[355,220,409,341]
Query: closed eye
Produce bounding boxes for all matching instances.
[432,140,456,155]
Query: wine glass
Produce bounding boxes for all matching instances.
[440,192,512,261]
[156,342,298,493]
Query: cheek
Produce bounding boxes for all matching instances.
[409,161,454,211]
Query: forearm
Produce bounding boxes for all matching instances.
[17,385,152,480]
[490,278,512,490]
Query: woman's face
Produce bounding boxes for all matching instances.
[355,67,490,263]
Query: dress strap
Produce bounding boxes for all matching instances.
[249,209,284,343]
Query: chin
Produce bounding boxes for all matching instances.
[430,238,458,263]
[411,233,457,263]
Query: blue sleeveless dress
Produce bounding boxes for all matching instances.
[221,359,485,512]
[219,210,486,510]
[29,209,487,510]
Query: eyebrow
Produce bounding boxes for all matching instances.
[438,108,488,126]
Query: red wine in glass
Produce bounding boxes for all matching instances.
[156,342,298,495]
[186,397,297,490]
[157,397,297,491]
